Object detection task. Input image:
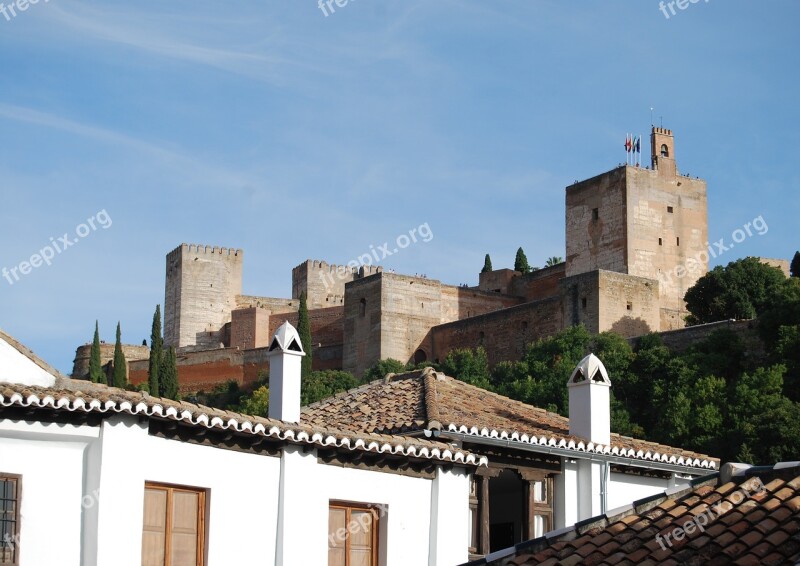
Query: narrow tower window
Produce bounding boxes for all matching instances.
[592,208,599,221]
[359,298,366,317]
[667,206,674,213]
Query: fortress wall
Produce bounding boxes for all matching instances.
[129,348,246,393]
[560,270,660,337]
[72,343,150,379]
[478,269,518,295]
[164,244,243,349]
[230,307,271,350]
[626,167,707,317]
[565,167,628,278]
[510,263,566,301]
[343,275,390,376]
[236,295,297,314]
[431,297,563,366]
[440,285,523,322]
[293,259,382,310]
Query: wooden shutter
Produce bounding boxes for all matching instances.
[328,503,378,566]
[142,484,205,566]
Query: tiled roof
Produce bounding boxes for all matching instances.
[468,462,800,566]
[0,379,486,467]
[301,368,718,470]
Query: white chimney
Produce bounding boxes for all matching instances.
[267,321,306,423]
[568,353,611,446]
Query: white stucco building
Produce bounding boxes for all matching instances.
[0,324,717,565]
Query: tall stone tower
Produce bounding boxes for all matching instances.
[164,244,243,349]
[565,127,708,330]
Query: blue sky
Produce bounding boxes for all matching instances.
[1,1,798,373]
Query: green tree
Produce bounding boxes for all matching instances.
[160,346,179,400]
[88,321,105,384]
[362,359,407,382]
[514,247,531,274]
[729,365,800,464]
[441,347,492,390]
[481,254,493,273]
[302,370,359,405]
[297,292,313,378]
[238,385,270,416]
[791,251,800,278]
[148,305,163,396]
[684,257,787,325]
[111,322,127,388]
[545,256,563,267]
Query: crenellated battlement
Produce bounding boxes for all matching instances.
[168,243,243,260]
[652,127,672,136]
[293,259,379,276]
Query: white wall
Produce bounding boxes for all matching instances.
[0,338,56,387]
[93,415,282,566]
[0,420,98,566]
[0,415,470,566]
[606,471,672,510]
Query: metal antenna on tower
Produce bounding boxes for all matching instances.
[650,107,654,126]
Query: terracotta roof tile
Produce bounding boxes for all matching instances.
[0,379,488,467]
[303,368,719,470]
[469,463,800,566]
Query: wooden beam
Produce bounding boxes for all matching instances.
[480,475,490,555]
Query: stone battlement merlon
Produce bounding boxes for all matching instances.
[167,243,243,259]
[293,259,383,276]
[652,127,672,136]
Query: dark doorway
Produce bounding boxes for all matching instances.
[414,349,427,364]
[488,469,525,552]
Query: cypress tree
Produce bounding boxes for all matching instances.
[89,321,105,383]
[791,251,800,278]
[481,254,493,273]
[160,346,179,400]
[112,322,127,388]
[514,247,531,274]
[148,305,163,395]
[297,292,313,378]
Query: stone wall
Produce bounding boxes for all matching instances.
[129,347,248,393]
[343,273,522,375]
[560,270,660,337]
[626,166,707,319]
[72,343,150,379]
[292,260,382,310]
[230,307,271,350]
[343,275,383,376]
[431,297,562,366]
[565,167,628,277]
[510,263,566,301]
[164,244,243,349]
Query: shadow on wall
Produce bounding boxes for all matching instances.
[609,317,652,338]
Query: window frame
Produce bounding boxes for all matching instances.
[0,473,21,566]
[328,500,380,566]
[141,481,207,566]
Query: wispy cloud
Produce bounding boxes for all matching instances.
[37,2,327,84]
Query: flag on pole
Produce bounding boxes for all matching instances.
[625,135,632,152]
[635,136,641,153]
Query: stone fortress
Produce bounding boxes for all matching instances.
[80,127,717,391]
